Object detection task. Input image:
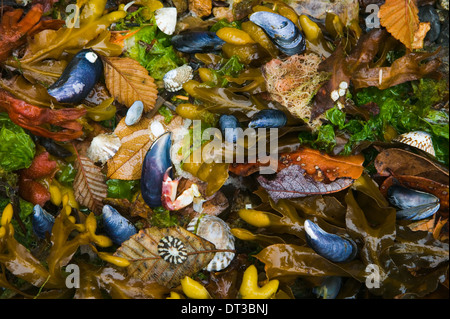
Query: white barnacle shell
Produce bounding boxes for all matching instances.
[331,90,340,101]
[394,131,436,157]
[87,133,121,165]
[154,7,177,35]
[187,215,235,272]
[163,64,193,92]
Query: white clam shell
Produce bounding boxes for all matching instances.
[187,215,235,272]
[87,133,121,165]
[394,131,436,157]
[163,64,193,92]
[125,100,144,126]
[155,7,177,35]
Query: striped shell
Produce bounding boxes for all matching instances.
[187,215,235,272]
[87,133,121,165]
[163,65,193,92]
[154,7,177,35]
[394,131,435,157]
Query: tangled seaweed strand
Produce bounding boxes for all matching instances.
[263,54,330,130]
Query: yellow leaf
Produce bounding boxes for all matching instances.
[378,0,426,50]
[102,56,158,112]
[412,22,431,49]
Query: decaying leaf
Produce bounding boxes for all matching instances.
[374,148,449,185]
[352,49,442,90]
[378,0,430,50]
[102,57,158,112]
[257,165,355,202]
[311,28,441,119]
[74,155,108,214]
[114,226,217,288]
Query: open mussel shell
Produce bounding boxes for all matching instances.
[32,205,55,239]
[102,205,137,245]
[154,7,177,35]
[171,31,225,53]
[304,220,357,263]
[47,49,103,104]
[387,185,440,220]
[248,109,287,128]
[393,131,436,157]
[141,132,172,207]
[187,215,235,272]
[249,11,306,56]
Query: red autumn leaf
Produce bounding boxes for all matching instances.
[18,178,51,206]
[229,146,364,182]
[257,165,355,202]
[0,89,86,141]
[20,151,57,180]
[0,5,43,63]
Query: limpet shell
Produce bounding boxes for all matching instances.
[87,133,121,165]
[155,7,177,36]
[394,131,435,157]
[125,100,144,126]
[187,215,235,272]
[163,64,193,92]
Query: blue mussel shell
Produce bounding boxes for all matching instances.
[102,205,137,245]
[249,11,306,56]
[304,220,356,263]
[171,31,225,53]
[47,49,103,104]
[32,205,55,239]
[248,109,287,128]
[141,132,172,207]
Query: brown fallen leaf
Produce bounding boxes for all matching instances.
[374,148,449,186]
[352,49,442,90]
[378,0,430,50]
[73,155,108,214]
[102,56,158,113]
[106,116,152,180]
[107,115,184,180]
[114,226,217,288]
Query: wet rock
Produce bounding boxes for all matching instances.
[419,5,441,42]
[437,14,449,46]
